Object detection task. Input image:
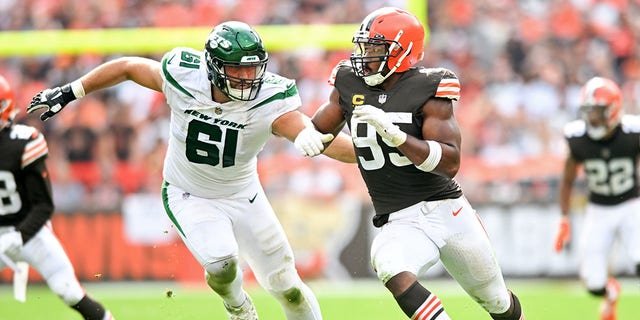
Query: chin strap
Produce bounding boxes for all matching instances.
[363,36,413,86]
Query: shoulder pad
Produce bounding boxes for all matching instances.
[9,124,38,140]
[563,119,586,138]
[261,72,298,98]
[161,47,205,99]
[621,115,640,133]
[328,59,351,86]
[420,67,460,101]
[263,72,295,88]
[11,124,48,168]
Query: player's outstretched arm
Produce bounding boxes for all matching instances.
[27,57,163,121]
[555,155,579,252]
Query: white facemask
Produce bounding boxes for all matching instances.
[587,126,607,140]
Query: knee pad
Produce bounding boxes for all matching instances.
[204,256,239,285]
[266,265,299,293]
[467,281,511,314]
[46,267,85,305]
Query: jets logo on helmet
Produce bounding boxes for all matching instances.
[204,21,269,101]
[0,75,18,131]
[579,76,623,140]
[350,7,425,86]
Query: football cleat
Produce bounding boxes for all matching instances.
[599,278,620,320]
[102,310,115,320]
[224,295,258,320]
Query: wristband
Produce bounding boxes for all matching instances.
[385,125,407,147]
[416,140,442,172]
[70,80,86,98]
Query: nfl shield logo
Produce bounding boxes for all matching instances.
[378,94,387,104]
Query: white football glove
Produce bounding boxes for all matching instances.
[353,104,407,147]
[294,127,335,157]
[0,229,23,255]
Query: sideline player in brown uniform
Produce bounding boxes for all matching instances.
[555,76,640,320]
[308,7,524,320]
[0,75,115,320]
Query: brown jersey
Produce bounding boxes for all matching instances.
[331,61,462,215]
[0,124,53,242]
[564,115,640,205]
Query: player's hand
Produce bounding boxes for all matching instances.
[0,229,23,255]
[353,104,407,147]
[554,217,571,252]
[294,127,335,157]
[27,83,77,121]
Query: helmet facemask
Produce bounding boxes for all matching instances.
[207,55,267,101]
[205,21,269,101]
[351,32,411,86]
[580,104,619,140]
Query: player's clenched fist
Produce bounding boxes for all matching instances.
[353,104,407,147]
[294,127,334,157]
[27,80,85,121]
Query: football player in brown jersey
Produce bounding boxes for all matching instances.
[309,7,524,320]
[556,76,640,320]
[0,75,115,320]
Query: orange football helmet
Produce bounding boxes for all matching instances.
[351,7,425,86]
[0,75,17,131]
[579,77,623,140]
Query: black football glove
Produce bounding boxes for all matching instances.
[27,83,78,121]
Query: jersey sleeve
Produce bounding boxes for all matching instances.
[433,68,461,101]
[18,159,54,243]
[328,60,351,87]
[22,128,48,169]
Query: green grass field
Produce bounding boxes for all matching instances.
[1,278,639,319]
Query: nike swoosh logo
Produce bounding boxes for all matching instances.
[167,54,175,64]
[452,207,463,216]
[248,193,258,203]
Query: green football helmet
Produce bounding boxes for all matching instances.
[204,21,269,101]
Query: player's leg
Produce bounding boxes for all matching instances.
[370,202,451,320]
[434,196,523,320]
[580,204,618,320]
[620,198,640,277]
[162,183,253,319]
[235,186,321,320]
[21,224,114,320]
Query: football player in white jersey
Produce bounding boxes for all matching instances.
[556,76,640,320]
[0,75,115,320]
[27,21,355,320]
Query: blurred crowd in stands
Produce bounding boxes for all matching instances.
[1,0,638,212]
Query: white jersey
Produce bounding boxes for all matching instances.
[159,47,300,198]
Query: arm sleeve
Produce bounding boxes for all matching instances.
[17,159,54,243]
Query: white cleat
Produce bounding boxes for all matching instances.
[102,310,115,320]
[224,296,258,320]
